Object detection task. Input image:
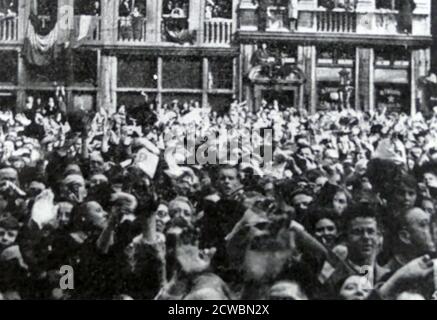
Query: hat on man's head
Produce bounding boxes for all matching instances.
[110,192,138,211]
[0,216,19,230]
[62,174,85,186]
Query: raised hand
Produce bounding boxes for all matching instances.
[379,255,434,299]
[31,189,59,229]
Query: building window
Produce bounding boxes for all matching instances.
[118,55,158,88]
[27,61,66,83]
[205,0,232,19]
[0,51,17,84]
[208,94,233,114]
[162,57,202,89]
[0,92,16,111]
[317,45,355,65]
[161,94,202,107]
[375,47,410,67]
[118,92,157,111]
[318,81,354,111]
[208,57,233,90]
[375,84,409,113]
[73,92,96,112]
[75,0,101,15]
[73,51,97,86]
[376,0,400,10]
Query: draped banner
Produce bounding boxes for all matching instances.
[22,16,61,66]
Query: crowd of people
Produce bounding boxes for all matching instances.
[0,89,437,300]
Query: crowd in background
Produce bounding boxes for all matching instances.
[0,90,436,300]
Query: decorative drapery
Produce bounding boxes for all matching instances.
[22,17,61,66]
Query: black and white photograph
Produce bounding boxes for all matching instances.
[0,0,437,303]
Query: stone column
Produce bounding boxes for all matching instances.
[411,48,431,114]
[16,0,30,111]
[355,47,374,111]
[298,45,317,114]
[146,0,161,42]
[98,54,118,114]
[189,0,202,43]
[102,0,118,44]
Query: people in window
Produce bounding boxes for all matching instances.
[398,0,416,34]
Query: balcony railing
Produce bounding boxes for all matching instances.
[0,16,18,42]
[316,9,357,33]
[203,18,233,46]
[117,17,147,43]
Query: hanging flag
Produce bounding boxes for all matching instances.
[71,15,97,48]
[22,15,61,66]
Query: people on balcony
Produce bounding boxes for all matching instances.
[118,0,147,42]
[318,0,356,11]
[205,0,233,19]
[288,0,298,31]
[131,6,145,41]
[75,0,101,15]
[0,0,16,18]
[397,0,416,34]
[254,0,300,32]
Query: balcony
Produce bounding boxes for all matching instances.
[202,18,233,46]
[0,16,18,43]
[117,16,147,43]
[316,9,356,33]
[238,1,432,41]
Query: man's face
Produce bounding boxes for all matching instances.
[314,176,328,193]
[333,191,348,215]
[89,174,108,189]
[89,158,105,175]
[422,199,435,217]
[323,149,339,166]
[424,173,437,189]
[155,204,170,233]
[347,217,380,264]
[300,147,313,160]
[169,200,193,228]
[57,202,74,228]
[0,227,18,249]
[85,201,108,230]
[292,194,313,217]
[339,275,372,300]
[0,169,18,186]
[61,177,87,204]
[403,208,435,254]
[27,181,45,198]
[218,168,242,197]
[111,197,135,218]
[314,218,337,248]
